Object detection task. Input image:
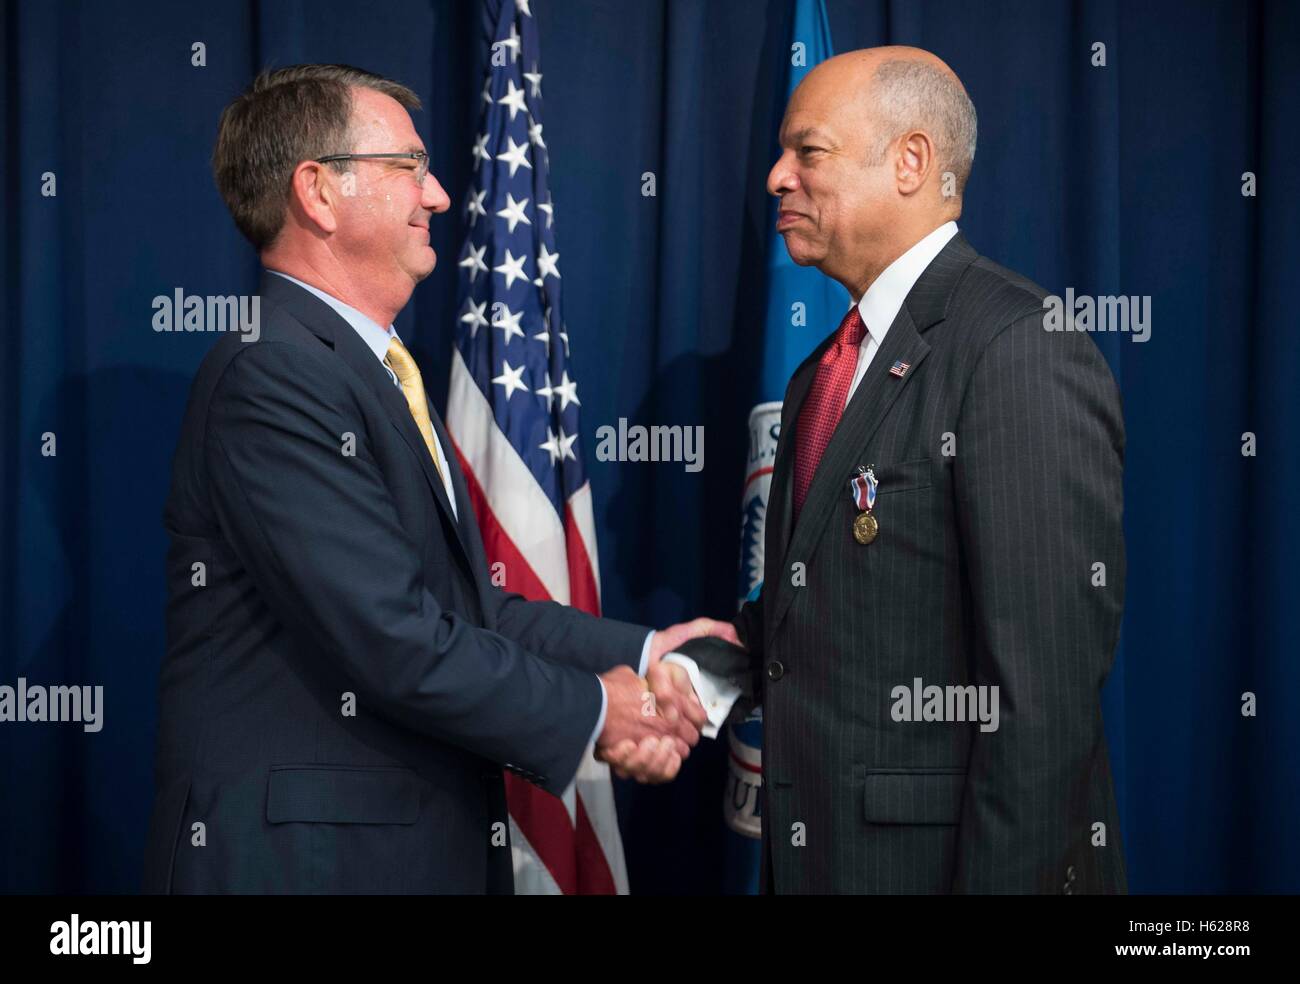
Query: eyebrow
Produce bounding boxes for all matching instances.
[781,126,835,149]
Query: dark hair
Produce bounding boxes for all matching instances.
[212,64,421,250]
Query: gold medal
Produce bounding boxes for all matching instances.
[853,511,878,545]
[850,465,879,544]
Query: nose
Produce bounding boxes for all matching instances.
[767,150,799,198]
[423,171,451,213]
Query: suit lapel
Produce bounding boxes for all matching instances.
[259,273,476,577]
[762,233,978,643]
[426,406,488,573]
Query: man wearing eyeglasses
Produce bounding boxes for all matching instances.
[143,64,732,894]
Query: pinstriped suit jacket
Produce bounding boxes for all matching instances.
[721,232,1128,894]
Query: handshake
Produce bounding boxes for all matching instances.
[594,618,743,784]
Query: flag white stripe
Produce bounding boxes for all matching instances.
[508,820,563,896]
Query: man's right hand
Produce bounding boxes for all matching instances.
[595,664,705,783]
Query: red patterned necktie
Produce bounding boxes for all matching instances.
[793,306,866,520]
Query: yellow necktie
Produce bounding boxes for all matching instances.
[384,337,446,484]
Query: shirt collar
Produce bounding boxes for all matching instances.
[266,269,400,362]
[855,220,959,344]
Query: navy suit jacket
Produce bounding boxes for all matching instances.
[143,272,648,894]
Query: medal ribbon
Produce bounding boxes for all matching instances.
[850,469,877,512]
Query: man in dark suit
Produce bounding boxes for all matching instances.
[682,46,1128,893]
[143,64,725,894]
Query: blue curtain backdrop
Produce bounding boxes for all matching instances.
[2,0,1296,894]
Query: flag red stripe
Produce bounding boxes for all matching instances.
[503,772,578,895]
[563,503,602,617]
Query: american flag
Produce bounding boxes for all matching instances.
[444,0,629,895]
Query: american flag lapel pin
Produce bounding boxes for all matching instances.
[889,359,910,378]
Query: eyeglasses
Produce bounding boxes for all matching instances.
[315,151,429,185]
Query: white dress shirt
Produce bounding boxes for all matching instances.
[844,220,958,407]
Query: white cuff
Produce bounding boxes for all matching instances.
[637,630,655,677]
[589,677,608,747]
[662,653,741,739]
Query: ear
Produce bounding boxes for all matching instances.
[894,130,937,197]
[287,160,341,235]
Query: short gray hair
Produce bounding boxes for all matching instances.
[866,59,977,197]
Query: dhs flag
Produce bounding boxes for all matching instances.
[726,0,847,894]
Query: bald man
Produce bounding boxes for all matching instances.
[688,47,1127,893]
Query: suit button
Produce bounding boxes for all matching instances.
[1067,866,1077,882]
[767,660,785,681]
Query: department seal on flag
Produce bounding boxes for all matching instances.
[737,403,781,606]
[724,707,764,838]
[726,403,778,841]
